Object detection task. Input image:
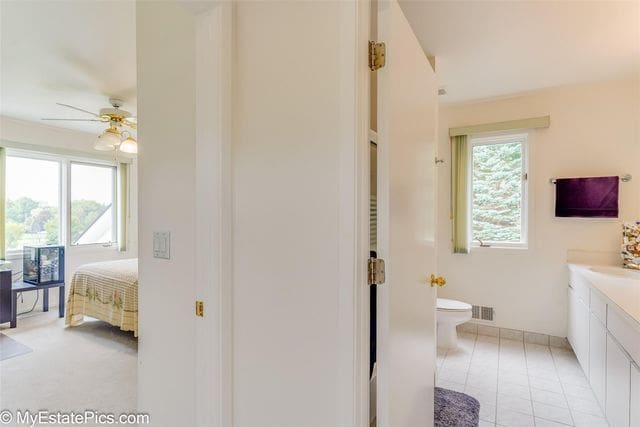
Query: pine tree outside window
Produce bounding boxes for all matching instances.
[470,133,528,248]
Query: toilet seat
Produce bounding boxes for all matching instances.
[437,298,472,312]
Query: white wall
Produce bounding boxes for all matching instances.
[136,2,198,426]
[437,78,640,337]
[0,116,138,312]
[136,2,368,425]
[232,2,364,426]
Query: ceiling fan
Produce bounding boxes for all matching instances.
[42,98,138,154]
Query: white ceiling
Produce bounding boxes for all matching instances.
[1,1,637,128]
[399,0,640,103]
[0,1,136,134]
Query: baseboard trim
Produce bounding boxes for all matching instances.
[457,322,571,349]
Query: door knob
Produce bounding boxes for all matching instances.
[429,274,446,287]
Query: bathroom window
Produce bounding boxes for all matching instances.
[470,133,528,248]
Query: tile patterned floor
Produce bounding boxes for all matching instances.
[436,333,609,427]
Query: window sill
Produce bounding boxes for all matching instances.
[4,244,120,259]
[5,251,25,261]
[471,244,528,251]
[68,243,120,253]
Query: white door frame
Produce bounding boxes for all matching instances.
[194,3,233,427]
[351,1,374,426]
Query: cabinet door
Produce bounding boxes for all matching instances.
[631,363,640,427]
[575,297,590,374]
[589,313,606,408]
[568,286,577,349]
[568,284,590,375]
[606,333,631,427]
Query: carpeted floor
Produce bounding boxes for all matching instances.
[0,311,137,414]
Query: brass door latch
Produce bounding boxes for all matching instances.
[195,300,204,317]
[429,274,446,287]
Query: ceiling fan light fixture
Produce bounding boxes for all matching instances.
[94,127,122,151]
[119,135,138,154]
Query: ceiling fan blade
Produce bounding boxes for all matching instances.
[56,102,101,117]
[42,118,105,122]
[123,119,137,129]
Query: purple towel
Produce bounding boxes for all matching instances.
[555,176,619,218]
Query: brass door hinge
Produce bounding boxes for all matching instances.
[368,258,386,285]
[195,300,204,317]
[368,41,386,71]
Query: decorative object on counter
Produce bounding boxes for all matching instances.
[23,245,65,285]
[554,176,619,218]
[622,222,640,270]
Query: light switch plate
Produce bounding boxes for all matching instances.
[153,231,171,259]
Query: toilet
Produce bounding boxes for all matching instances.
[436,298,473,349]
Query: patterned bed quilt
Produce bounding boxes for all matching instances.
[65,258,138,337]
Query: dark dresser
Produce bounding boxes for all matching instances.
[0,269,11,324]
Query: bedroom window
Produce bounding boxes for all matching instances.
[3,149,123,256]
[4,156,62,251]
[70,162,117,246]
[470,133,528,248]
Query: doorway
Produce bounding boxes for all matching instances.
[369,139,378,427]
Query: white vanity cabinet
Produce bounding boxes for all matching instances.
[568,281,590,374]
[631,363,640,427]
[568,264,640,427]
[588,312,606,407]
[606,334,630,427]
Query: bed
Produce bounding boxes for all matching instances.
[65,258,138,337]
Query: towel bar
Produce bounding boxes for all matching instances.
[549,174,632,184]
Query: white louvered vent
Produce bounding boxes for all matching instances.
[370,195,377,250]
[472,305,494,321]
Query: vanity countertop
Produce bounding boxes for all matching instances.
[568,263,640,325]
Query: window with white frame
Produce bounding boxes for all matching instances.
[70,162,117,245]
[470,133,528,247]
[5,156,62,251]
[4,150,119,255]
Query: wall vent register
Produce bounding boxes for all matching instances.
[471,305,494,321]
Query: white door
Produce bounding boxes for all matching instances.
[376,1,439,426]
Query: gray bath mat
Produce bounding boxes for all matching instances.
[0,333,33,361]
[435,386,480,427]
